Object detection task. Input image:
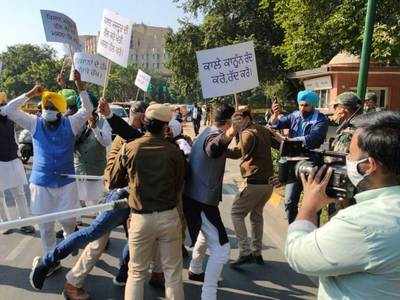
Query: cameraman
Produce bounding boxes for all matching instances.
[269,90,329,223]
[285,111,400,299]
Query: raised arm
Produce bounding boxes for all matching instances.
[68,70,93,136]
[0,85,44,134]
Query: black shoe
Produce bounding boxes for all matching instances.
[30,256,49,290]
[188,271,205,282]
[113,266,128,287]
[2,228,14,235]
[230,254,254,268]
[20,225,35,234]
[182,245,189,258]
[56,226,79,239]
[56,229,64,239]
[253,253,265,265]
[46,261,61,277]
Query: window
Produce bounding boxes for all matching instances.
[146,62,149,69]
[156,54,160,60]
[350,87,388,108]
[315,90,330,108]
[157,63,160,69]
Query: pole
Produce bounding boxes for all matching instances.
[356,0,378,102]
[68,45,75,70]
[234,93,240,110]
[135,87,140,101]
[102,59,112,98]
[0,200,128,231]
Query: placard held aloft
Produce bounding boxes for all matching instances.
[97,9,132,68]
[40,10,80,50]
[196,41,259,99]
[69,53,108,87]
[135,69,151,92]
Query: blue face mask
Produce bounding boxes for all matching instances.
[42,110,59,122]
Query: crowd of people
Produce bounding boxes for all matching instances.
[0,69,400,300]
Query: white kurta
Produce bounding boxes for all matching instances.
[0,158,27,191]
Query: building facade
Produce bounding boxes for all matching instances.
[288,52,400,113]
[78,23,172,75]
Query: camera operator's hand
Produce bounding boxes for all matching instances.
[298,165,336,223]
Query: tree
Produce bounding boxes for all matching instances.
[0,44,62,98]
[165,21,204,102]
[268,0,400,70]
[167,0,286,103]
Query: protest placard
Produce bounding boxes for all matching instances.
[135,69,151,92]
[69,53,108,87]
[97,9,132,68]
[196,41,259,99]
[40,10,79,50]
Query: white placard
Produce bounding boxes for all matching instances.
[135,69,151,92]
[304,76,332,91]
[69,53,108,87]
[40,10,79,49]
[97,9,132,68]
[196,41,259,99]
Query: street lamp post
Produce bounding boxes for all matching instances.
[356,0,378,101]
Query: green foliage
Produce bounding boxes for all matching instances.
[0,44,61,98]
[165,21,204,102]
[269,0,400,70]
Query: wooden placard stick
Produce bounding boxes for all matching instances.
[102,59,112,98]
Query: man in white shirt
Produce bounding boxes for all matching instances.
[285,111,400,299]
[0,71,93,259]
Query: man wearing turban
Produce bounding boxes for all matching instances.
[0,71,93,267]
[269,90,329,224]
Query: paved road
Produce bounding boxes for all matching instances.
[0,123,317,299]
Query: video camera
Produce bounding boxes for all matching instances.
[277,140,355,199]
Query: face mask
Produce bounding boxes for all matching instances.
[42,110,59,122]
[346,157,369,187]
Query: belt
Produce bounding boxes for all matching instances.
[130,205,176,214]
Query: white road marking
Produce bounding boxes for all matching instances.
[5,236,35,262]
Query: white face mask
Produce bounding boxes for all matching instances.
[346,157,369,187]
[42,110,59,122]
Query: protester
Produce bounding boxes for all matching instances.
[183,103,236,300]
[188,102,202,136]
[285,111,400,299]
[116,103,185,300]
[228,106,274,267]
[0,92,34,234]
[0,71,92,258]
[74,95,112,209]
[269,90,329,223]
[29,100,144,298]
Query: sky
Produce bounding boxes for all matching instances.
[0,0,199,55]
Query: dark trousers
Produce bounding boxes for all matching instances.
[193,118,201,135]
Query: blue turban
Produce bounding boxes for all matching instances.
[297,90,319,107]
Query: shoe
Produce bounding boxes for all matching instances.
[56,229,64,239]
[188,271,205,282]
[2,228,14,235]
[30,256,49,290]
[62,282,90,300]
[148,272,165,289]
[182,245,189,258]
[57,226,79,239]
[230,254,254,268]
[20,225,35,234]
[46,261,61,277]
[253,253,265,265]
[112,267,128,287]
